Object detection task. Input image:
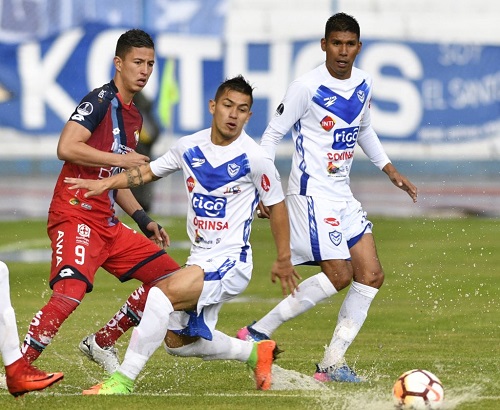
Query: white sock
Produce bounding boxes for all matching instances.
[319,281,378,369]
[0,261,23,366]
[119,287,173,380]
[253,272,337,336]
[165,330,253,363]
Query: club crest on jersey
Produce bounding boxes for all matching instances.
[227,163,240,178]
[77,224,91,238]
[329,230,342,246]
[321,116,335,132]
[357,90,365,103]
[134,130,140,144]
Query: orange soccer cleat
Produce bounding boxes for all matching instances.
[253,340,277,390]
[5,357,64,397]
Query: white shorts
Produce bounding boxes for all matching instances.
[168,256,252,340]
[286,194,372,265]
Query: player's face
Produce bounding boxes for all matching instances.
[209,90,252,146]
[114,47,155,103]
[321,31,361,80]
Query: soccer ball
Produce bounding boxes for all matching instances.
[393,369,444,409]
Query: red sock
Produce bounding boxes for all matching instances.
[22,294,79,363]
[94,284,151,348]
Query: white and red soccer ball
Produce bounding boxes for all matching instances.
[393,369,444,409]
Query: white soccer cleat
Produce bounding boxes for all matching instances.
[79,334,120,374]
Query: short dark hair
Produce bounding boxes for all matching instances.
[215,75,254,107]
[115,29,155,59]
[325,13,360,40]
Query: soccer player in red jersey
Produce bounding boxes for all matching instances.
[0,261,64,397]
[20,29,180,372]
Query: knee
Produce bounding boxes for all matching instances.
[323,264,354,291]
[359,267,384,289]
[51,279,87,313]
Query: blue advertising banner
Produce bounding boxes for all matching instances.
[0,24,499,147]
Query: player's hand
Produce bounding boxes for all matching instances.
[120,151,150,169]
[383,163,418,203]
[146,221,170,249]
[64,177,106,197]
[390,174,418,203]
[271,258,301,297]
[256,201,270,219]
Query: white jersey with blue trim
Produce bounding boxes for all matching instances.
[150,128,284,264]
[262,64,387,201]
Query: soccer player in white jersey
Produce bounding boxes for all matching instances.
[237,13,418,382]
[0,261,63,397]
[65,75,300,394]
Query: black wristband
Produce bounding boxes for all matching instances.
[131,209,158,238]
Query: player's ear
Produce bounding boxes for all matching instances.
[321,38,326,52]
[208,99,216,114]
[114,56,122,71]
[245,111,253,123]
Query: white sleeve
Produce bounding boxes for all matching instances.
[357,125,391,170]
[250,151,285,207]
[149,143,182,178]
[260,124,283,160]
[260,80,310,160]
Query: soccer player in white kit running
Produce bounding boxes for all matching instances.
[237,13,418,382]
[65,75,300,394]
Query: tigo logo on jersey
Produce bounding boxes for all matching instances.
[332,126,359,150]
[261,174,271,192]
[186,176,196,192]
[192,193,227,218]
[321,116,335,132]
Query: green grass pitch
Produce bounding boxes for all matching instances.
[0,216,498,409]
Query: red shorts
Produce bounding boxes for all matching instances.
[47,212,181,292]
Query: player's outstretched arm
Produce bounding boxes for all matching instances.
[57,121,150,168]
[64,164,155,197]
[267,200,301,296]
[382,163,418,203]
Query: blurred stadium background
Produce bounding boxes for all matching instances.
[0,0,499,219]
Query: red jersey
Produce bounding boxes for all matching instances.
[49,80,142,225]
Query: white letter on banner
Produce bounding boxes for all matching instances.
[18,28,83,129]
[358,43,423,138]
[156,35,222,130]
[225,39,292,124]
